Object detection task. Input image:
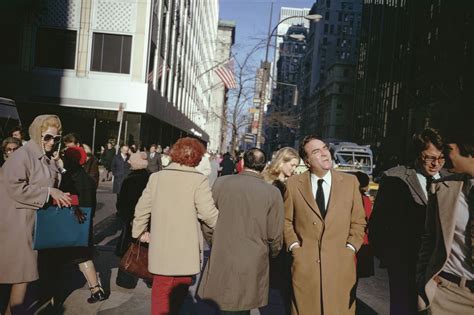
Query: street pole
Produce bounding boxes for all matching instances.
[92,118,96,155]
[116,103,124,154]
[256,3,273,149]
[124,120,128,145]
[255,13,322,149]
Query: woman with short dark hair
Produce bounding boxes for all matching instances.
[132,137,219,314]
[1,137,21,167]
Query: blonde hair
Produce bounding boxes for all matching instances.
[262,147,299,183]
[41,116,62,135]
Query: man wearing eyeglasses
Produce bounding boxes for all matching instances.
[369,128,447,315]
[416,118,474,314]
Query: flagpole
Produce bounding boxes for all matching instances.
[196,57,233,79]
[201,81,225,93]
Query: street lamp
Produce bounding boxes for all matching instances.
[255,13,323,149]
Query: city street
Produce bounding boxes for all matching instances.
[0,1,471,314]
[50,172,390,315]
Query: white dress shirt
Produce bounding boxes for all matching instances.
[416,172,441,199]
[310,171,332,210]
[442,179,474,279]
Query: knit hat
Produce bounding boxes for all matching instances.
[129,152,148,170]
[64,146,87,166]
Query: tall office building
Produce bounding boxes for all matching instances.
[300,0,362,141]
[353,0,473,170]
[272,7,310,86]
[267,24,308,153]
[0,0,220,149]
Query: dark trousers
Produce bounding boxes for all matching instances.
[221,311,250,315]
[116,269,139,289]
[387,260,418,315]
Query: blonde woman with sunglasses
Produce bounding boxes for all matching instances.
[0,115,71,314]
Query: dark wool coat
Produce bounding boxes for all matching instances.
[115,169,150,256]
[111,153,130,194]
[40,166,98,265]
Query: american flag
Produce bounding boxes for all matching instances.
[214,59,237,89]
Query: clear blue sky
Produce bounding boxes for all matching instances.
[219,0,315,65]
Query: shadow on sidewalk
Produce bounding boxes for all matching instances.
[356,298,378,315]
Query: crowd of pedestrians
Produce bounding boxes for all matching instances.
[0,112,472,315]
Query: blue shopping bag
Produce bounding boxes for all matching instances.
[33,205,92,250]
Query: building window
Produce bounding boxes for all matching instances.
[324,24,329,34]
[339,84,345,93]
[0,27,21,65]
[91,33,132,74]
[323,37,328,45]
[35,27,77,69]
[325,11,330,20]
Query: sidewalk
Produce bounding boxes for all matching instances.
[57,179,389,315]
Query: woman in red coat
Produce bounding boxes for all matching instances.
[353,171,374,278]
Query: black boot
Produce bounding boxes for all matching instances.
[87,284,107,304]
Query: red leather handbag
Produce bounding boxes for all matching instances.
[119,234,154,281]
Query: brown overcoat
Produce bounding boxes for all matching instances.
[0,115,60,283]
[197,171,284,311]
[284,170,366,315]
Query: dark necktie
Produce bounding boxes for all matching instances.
[425,175,434,197]
[467,185,473,268]
[316,179,326,218]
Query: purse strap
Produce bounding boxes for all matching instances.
[133,231,148,258]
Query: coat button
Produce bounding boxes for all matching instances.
[313,222,317,225]
[316,259,321,263]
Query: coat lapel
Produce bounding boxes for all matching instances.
[297,172,323,220]
[437,180,463,255]
[405,168,428,205]
[324,170,342,226]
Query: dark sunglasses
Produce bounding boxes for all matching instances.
[42,134,62,143]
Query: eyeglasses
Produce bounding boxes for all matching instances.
[42,134,62,143]
[422,155,445,164]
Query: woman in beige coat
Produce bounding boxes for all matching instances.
[0,115,71,314]
[132,137,218,315]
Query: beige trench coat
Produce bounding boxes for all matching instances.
[284,170,366,315]
[0,115,60,283]
[197,171,284,311]
[417,175,471,310]
[132,163,218,276]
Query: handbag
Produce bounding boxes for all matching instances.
[119,234,153,281]
[33,203,92,250]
